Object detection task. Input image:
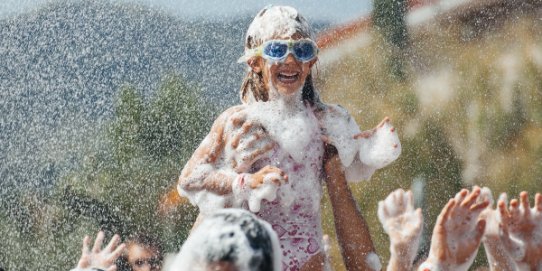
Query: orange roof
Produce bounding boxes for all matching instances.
[316,16,372,50]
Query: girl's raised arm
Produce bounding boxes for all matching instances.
[178,106,244,196]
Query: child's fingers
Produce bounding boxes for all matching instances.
[377,201,389,224]
[231,122,253,149]
[353,130,373,139]
[437,199,456,226]
[498,199,510,224]
[509,199,521,221]
[519,191,531,218]
[82,235,91,255]
[470,200,490,214]
[104,234,120,253]
[535,193,542,212]
[237,142,275,169]
[92,231,105,253]
[393,189,404,210]
[454,189,469,205]
[106,265,118,271]
[461,187,481,208]
[498,193,508,206]
[237,129,269,150]
[110,243,126,261]
[377,116,390,128]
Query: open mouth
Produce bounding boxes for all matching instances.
[277,71,300,84]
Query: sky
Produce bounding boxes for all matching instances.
[0,0,373,23]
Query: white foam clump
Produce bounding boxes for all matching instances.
[244,5,312,48]
[319,105,361,167]
[246,176,281,213]
[246,100,318,163]
[170,209,281,271]
[358,121,401,169]
[365,252,382,271]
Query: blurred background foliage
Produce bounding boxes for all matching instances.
[1,75,207,270]
[317,5,542,270]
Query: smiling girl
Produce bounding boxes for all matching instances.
[178,6,401,270]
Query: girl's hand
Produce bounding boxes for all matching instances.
[421,187,488,271]
[498,191,542,270]
[353,117,395,140]
[354,117,401,169]
[233,166,288,212]
[378,189,422,271]
[76,231,125,271]
[226,111,277,172]
[249,165,288,189]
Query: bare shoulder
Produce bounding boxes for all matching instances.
[215,105,246,122]
[210,104,246,128]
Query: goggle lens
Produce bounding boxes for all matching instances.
[261,39,317,62]
[293,41,317,61]
[263,41,289,59]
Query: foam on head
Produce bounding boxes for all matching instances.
[170,209,281,271]
[244,5,313,51]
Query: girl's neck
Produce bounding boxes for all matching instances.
[268,85,304,113]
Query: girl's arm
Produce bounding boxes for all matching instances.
[178,106,244,195]
[318,104,400,183]
[324,144,381,271]
[178,105,287,212]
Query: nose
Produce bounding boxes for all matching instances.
[283,53,296,64]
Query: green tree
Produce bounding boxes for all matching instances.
[373,0,409,79]
[0,75,211,270]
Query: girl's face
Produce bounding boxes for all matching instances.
[249,34,317,98]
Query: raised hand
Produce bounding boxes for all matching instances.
[354,117,401,169]
[225,110,277,172]
[76,231,125,271]
[420,187,489,271]
[479,190,518,271]
[378,189,423,271]
[498,191,542,270]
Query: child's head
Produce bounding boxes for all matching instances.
[171,209,281,271]
[239,6,320,105]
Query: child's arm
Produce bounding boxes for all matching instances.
[178,106,244,195]
[324,144,380,271]
[319,105,400,183]
[378,189,423,271]
[418,187,488,271]
[479,190,518,271]
[497,191,542,271]
[178,106,287,212]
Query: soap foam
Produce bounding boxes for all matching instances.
[358,121,401,169]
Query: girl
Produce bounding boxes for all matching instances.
[178,5,401,270]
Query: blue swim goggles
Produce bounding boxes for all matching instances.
[238,39,319,63]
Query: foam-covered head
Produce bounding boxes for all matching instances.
[244,5,314,51]
[170,209,281,271]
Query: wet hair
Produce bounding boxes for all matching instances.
[239,5,321,107]
[204,211,275,271]
[171,209,281,271]
[116,232,164,271]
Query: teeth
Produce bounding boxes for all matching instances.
[278,73,299,82]
[280,72,298,76]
